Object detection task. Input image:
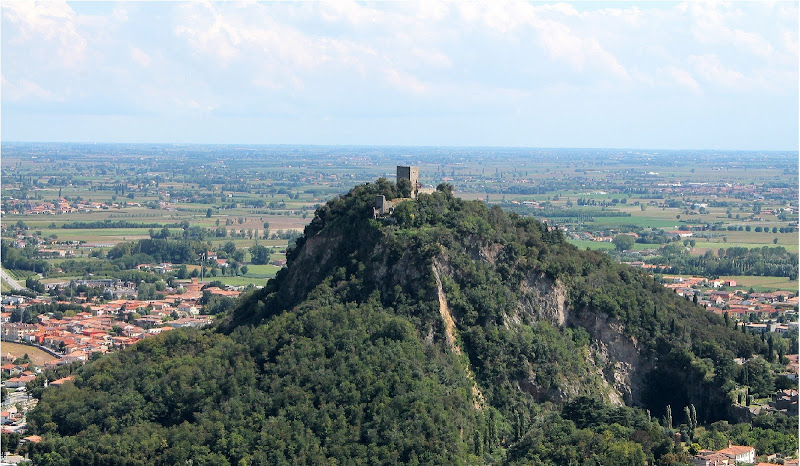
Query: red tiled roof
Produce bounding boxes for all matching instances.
[718,445,754,456]
[50,376,74,386]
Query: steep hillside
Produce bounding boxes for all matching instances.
[26,180,771,465]
[229,180,758,418]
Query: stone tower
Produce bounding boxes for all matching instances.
[396,166,420,198]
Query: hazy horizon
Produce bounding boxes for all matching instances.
[3,140,797,155]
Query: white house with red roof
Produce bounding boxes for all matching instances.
[717,443,755,464]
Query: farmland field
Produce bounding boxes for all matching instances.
[215,276,271,287]
[717,275,800,293]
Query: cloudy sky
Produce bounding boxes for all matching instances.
[1,1,797,150]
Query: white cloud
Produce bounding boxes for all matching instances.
[415,1,450,22]
[130,46,151,67]
[781,29,798,58]
[1,0,87,66]
[318,0,383,26]
[410,48,452,69]
[171,2,446,95]
[688,2,775,60]
[174,3,241,66]
[688,54,750,91]
[453,1,631,81]
[593,5,643,28]
[111,5,129,23]
[664,67,702,94]
[382,68,428,94]
[535,17,631,81]
[1,74,56,101]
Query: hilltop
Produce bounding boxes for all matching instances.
[25,179,789,465]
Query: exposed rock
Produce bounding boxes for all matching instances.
[569,309,652,406]
[518,272,568,326]
[432,260,486,410]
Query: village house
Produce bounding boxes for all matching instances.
[168,316,213,328]
[215,258,230,268]
[1,363,29,377]
[206,287,241,298]
[769,389,798,413]
[5,373,36,388]
[1,323,39,342]
[48,376,74,387]
[177,303,199,315]
[1,295,26,306]
[2,290,215,361]
[691,451,730,466]
[716,443,755,464]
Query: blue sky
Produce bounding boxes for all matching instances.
[1,1,797,150]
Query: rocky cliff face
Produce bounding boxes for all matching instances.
[569,310,652,406]
[517,272,568,326]
[438,243,652,408]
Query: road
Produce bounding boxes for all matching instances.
[0,267,26,291]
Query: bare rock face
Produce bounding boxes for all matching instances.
[518,376,579,404]
[569,309,653,407]
[280,233,342,302]
[518,272,568,326]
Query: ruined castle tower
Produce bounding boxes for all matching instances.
[396,166,420,198]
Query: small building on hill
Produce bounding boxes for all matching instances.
[397,166,420,198]
[374,195,394,218]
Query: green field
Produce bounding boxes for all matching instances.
[693,240,798,253]
[7,269,37,280]
[583,216,681,229]
[243,264,281,277]
[566,239,658,252]
[567,239,615,251]
[717,275,799,293]
[35,228,153,243]
[212,276,271,287]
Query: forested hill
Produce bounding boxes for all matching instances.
[28,180,782,465]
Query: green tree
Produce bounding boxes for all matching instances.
[222,241,237,255]
[664,405,672,430]
[249,244,270,265]
[740,358,774,398]
[613,234,635,252]
[398,178,413,197]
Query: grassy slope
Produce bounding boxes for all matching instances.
[1,342,59,365]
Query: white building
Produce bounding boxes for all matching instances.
[717,444,755,464]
